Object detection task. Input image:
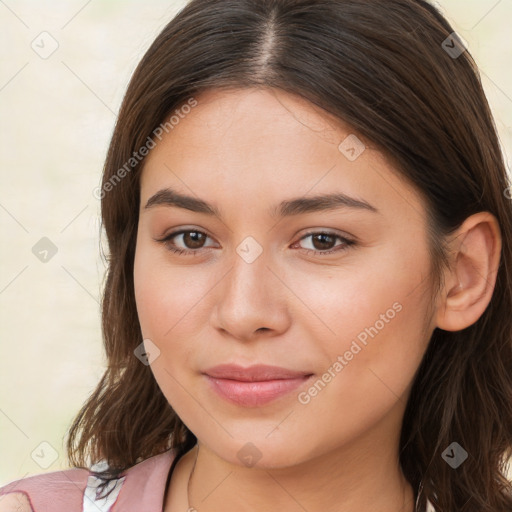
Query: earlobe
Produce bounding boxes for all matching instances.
[435,212,502,332]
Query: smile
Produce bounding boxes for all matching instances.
[203,364,314,407]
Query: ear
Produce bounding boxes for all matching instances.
[435,212,502,332]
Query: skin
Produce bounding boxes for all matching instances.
[132,88,501,512]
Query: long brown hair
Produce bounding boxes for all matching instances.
[66,1,512,509]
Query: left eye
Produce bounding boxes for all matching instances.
[155,230,355,256]
[293,232,355,255]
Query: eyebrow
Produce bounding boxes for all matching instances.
[144,187,379,218]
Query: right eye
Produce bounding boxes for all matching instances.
[155,229,218,255]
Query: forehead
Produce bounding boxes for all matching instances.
[139,87,427,222]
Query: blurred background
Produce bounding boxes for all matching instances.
[0,0,511,486]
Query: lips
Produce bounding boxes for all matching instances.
[203,364,314,407]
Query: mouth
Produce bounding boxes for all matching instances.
[203,364,314,407]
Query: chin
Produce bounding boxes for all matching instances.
[193,426,321,470]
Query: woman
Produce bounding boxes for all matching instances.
[1,0,511,511]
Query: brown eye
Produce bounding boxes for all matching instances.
[181,231,207,249]
[155,229,216,255]
[295,231,356,256]
[310,233,337,251]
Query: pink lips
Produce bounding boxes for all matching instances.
[203,364,313,407]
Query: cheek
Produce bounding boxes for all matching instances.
[133,245,205,412]
[133,243,208,340]
[285,259,431,446]
[289,245,431,388]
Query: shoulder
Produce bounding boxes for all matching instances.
[0,466,89,512]
[0,492,34,512]
[106,449,176,511]
[0,450,176,512]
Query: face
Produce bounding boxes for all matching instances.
[133,87,436,468]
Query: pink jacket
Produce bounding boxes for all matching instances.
[1,449,437,511]
[0,449,176,512]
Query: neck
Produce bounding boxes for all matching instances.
[187,428,415,512]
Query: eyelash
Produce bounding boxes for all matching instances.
[155,229,356,257]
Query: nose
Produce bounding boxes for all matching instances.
[211,247,291,342]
